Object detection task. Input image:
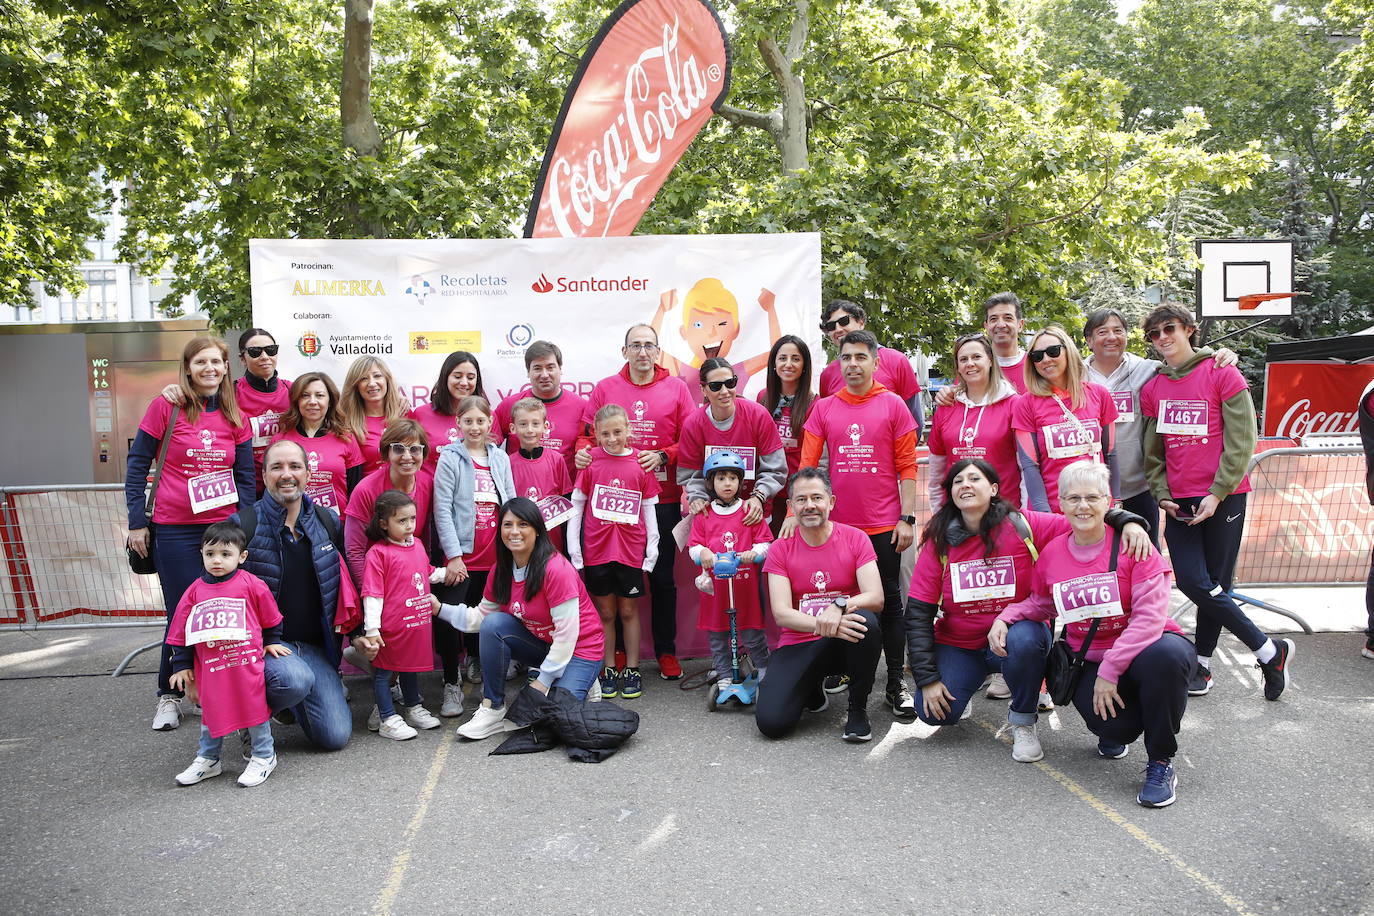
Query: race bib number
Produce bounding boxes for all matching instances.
[537,495,576,528]
[1111,391,1135,424]
[1052,572,1124,623]
[705,444,757,480]
[1044,420,1099,460]
[950,557,1016,604]
[250,412,282,448]
[775,416,798,450]
[473,470,499,504]
[1157,399,1208,436]
[591,484,642,524]
[799,591,844,618]
[188,469,238,514]
[305,472,335,508]
[185,597,250,644]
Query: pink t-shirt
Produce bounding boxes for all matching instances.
[165,570,281,738]
[688,504,775,631]
[345,467,435,540]
[411,403,461,472]
[927,397,1022,508]
[362,537,435,672]
[510,448,575,551]
[583,370,695,501]
[818,346,918,400]
[494,389,588,478]
[678,397,784,503]
[803,390,916,528]
[1000,354,1028,395]
[1012,384,1118,508]
[484,554,605,661]
[235,375,293,489]
[762,522,877,647]
[138,398,251,525]
[359,415,390,474]
[574,448,661,568]
[907,510,1069,648]
[464,462,499,571]
[755,392,809,476]
[1140,361,1253,499]
[271,429,364,514]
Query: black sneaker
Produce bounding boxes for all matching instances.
[1187,664,1213,697]
[886,683,917,720]
[842,708,872,743]
[1258,638,1295,701]
[822,674,850,694]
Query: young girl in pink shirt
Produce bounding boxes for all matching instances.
[360,491,443,741]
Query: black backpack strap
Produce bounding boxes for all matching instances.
[237,501,258,540]
[316,504,343,551]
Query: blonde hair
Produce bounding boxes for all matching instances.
[340,356,409,445]
[1024,325,1088,409]
[180,336,243,428]
[510,396,546,420]
[456,395,492,418]
[594,403,629,427]
[680,278,739,329]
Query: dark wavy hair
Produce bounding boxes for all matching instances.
[430,351,486,416]
[365,490,417,542]
[920,457,1012,559]
[761,334,814,441]
[489,498,554,604]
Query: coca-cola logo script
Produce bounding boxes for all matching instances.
[1263,361,1374,438]
[523,0,731,239]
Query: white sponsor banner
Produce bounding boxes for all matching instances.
[250,234,823,407]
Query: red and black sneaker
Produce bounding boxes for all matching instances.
[658,653,683,680]
[1257,638,1295,701]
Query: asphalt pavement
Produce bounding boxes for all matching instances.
[1,597,1371,916]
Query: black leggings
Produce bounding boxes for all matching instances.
[755,609,882,739]
[867,532,907,687]
[1072,632,1193,761]
[432,571,488,684]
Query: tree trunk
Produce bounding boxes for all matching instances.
[716,0,809,173]
[342,0,382,159]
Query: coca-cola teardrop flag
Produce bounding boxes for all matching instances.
[523,0,730,239]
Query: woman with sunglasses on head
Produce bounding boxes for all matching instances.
[340,356,414,475]
[678,358,787,528]
[271,372,365,514]
[342,419,434,586]
[413,351,487,473]
[757,335,816,529]
[1012,325,1119,512]
[927,334,1021,512]
[1138,304,1295,702]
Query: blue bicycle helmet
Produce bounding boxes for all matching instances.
[703,449,747,478]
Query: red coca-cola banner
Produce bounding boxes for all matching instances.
[523,0,730,239]
[1263,361,1374,438]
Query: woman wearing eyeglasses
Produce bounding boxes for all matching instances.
[343,418,435,585]
[927,334,1021,511]
[341,356,415,476]
[1012,326,1119,512]
[1139,304,1295,702]
[678,358,787,528]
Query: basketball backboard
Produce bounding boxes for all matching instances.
[1194,238,1295,318]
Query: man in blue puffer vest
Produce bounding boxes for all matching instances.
[229,440,352,750]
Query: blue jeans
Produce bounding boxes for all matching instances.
[1164,492,1266,656]
[915,640,1041,726]
[478,611,601,706]
[1003,620,1053,726]
[373,669,420,719]
[264,641,352,750]
[152,523,210,696]
[198,720,272,760]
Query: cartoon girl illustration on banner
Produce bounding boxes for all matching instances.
[651,278,782,401]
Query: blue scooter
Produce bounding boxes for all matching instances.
[703,550,761,711]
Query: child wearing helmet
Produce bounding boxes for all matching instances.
[687,450,775,688]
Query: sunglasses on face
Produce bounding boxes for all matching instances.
[820,315,854,333]
[388,443,424,458]
[243,345,279,358]
[706,376,739,392]
[1146,322,1183,341]
[1029,344,1065,363]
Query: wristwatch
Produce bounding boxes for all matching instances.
[831,595,848,610]
[657,450,669,466]
[900,514,917,525]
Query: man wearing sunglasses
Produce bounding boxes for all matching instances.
[798,330,921,719]
[816,300,924,437]
[576,324,696,680]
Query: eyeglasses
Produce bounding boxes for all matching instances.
[820,315,854,333]
[955,333,989,348]
[1146,322,1183,341]
[388,443,424,457]
[625,342,659,352]
[1029,344,1065,363]
[1061,494,1105,505]
[706,376,739,392]
[243,345,280,358]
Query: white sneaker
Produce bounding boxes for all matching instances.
[152,695,182,731]
[1011,723,1044,762]
[960,702,972,721]
[587,678,602,703]
[403,704,441,730]
[342,645,374,675]
[367,706,381,732]
[456,700,516,740]
[174,756,222,786]
[986,673,1011,699]
[440,682,464,718]
[1038,691,1055,712]
[237,755,277,787]
[378,714,418,741]
[185,703,202,717]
